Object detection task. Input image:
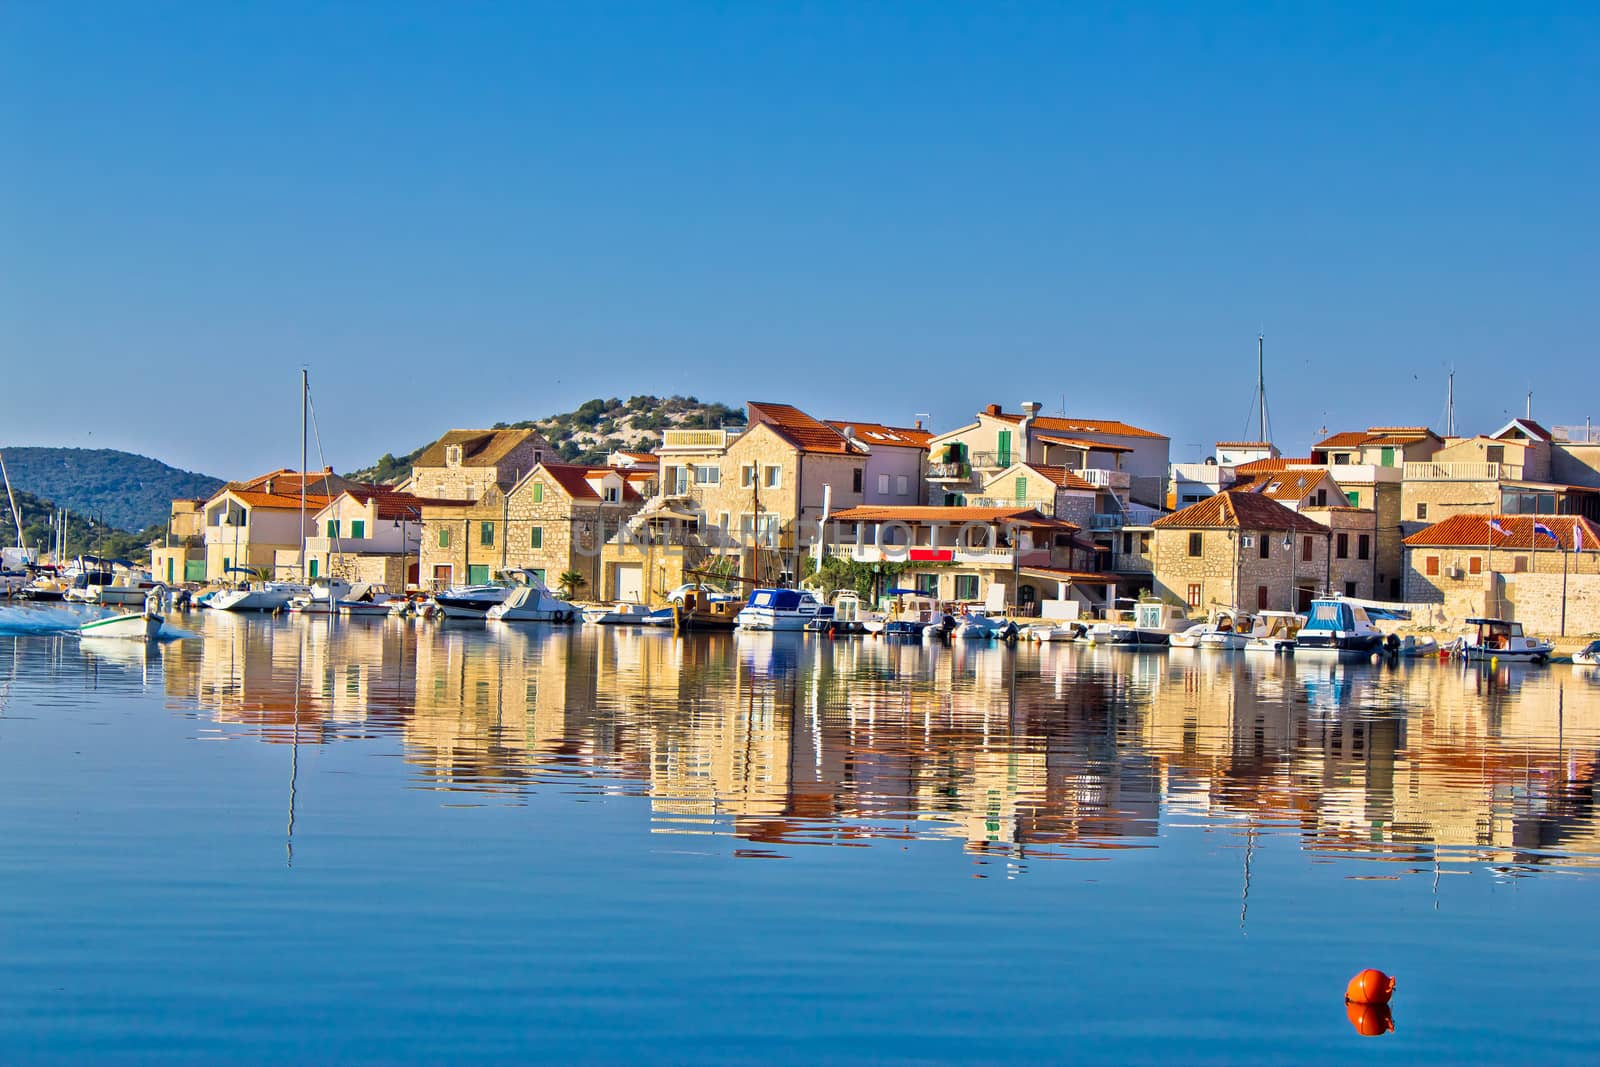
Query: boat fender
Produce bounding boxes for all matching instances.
[1345,968,1396,1005]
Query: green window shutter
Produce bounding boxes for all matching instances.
[1346,491,1359,506]
[1015,476,1028,503]
[439,528,451,548]
[326,519,338,537]
[1380,446,1395,467]
[468,564,490,585]
[531,526,543,549]
[309,559,319,578]
[533,483,543,503]
[480,521,494,546]
[223,557,231,572]
[997,430,1012,466]
[351,520,365,539]
[185,560,206,582]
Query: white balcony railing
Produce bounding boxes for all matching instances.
[1074,468,1132,490]
[660,428,731,451]
[971,497,1056,513]
[1403,461,1524,482]
[1089,505,1163,530]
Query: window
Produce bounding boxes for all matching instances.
[1122,532,1134,554]
[1334,453,1352,464]
[954,574,980,601]
[223,557,231,572]
[852,469,863,493]
[915,573,939,595]
[532,483,544,503]
[468,564,490,585]
[309,559,319,578]
[1358,534,1370,560]
[1187,583,1202,609]
[603,486,621,503]
[326,519,338,538]
[693,465,720,485]
[1486,445,1505,465]
[1468,555,1481,574]
[1425,556,1440,576]
[530,527,543,549]
[1336,533,1349,559]
[351,520,365,539]
[1380,446,1395,467]
[877,473,890,495]
[741,465,756,489]
[1015,476,1029,503]
[996,429,1013,467]
[1302,536,1313,562]
[1344,581,1357,597]
[1513,556,1528,573]
[1416,503,1428,520]
[1314,489,1328,507]
[1188,532,1203,557]
[1257,585,1269,610]
[896,475,909,496]
[438,528,451,548]
[480,521,494,546]
[763,466,781,489]
[1259,534,1270,559]
[1139,532,1151,553]
[1346,491,1359,506]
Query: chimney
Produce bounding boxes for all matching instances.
[985,403,1002,416]
[1021,401,1042,418]
[914,419,923,430]
[264,478,274,495]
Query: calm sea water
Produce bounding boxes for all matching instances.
[2,605,1599,1064]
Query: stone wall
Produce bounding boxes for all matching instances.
[1404,544,1600,633]
[1152,527,1335,613]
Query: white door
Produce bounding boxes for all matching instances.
[614,565,644,603]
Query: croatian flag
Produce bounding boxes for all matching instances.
[1534,521,1559,543]
[1488,518,1509,538]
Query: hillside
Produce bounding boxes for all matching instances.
[347,395,746,485]
[0,447,224,532]
[0,484,160,563]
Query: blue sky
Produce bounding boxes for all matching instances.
[3,3,1595,478]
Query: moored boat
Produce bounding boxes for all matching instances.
[1242,611,1305,654]
[1457,618,1554,663]
[736,588,824,631]
[1573,640,1600,667]
[1295,598,1388,658]
[582,602,654,625]
[485,576,579,623]
[79,610,163,640]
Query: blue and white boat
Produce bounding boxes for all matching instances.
[1295,598,1404,658]
[735,588,824,631]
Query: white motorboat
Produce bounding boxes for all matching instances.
[212,582,302,613]
[1242,611,1305,654]
[1295,598,1392,658]
[485,576,579,623]
[1458,618,1554,664]
[953,609,1016,641]
[1572,640,1600,667]
[736,588,824,631]
[1084,609,1135,645]
[79,610,163,640]
[1027,622,1083,642]
[434,583,514,619]
[1183,609,1252,650]
[84,569,164,606]
[582,602,654,625]
[1396,634,1441,658]
[289,578,353,614]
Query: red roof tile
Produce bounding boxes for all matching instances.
[825,420,934,448]
[1016,464,1097,492]
[829,505,1077,530]
[1153,490,1329,533]
[747,402,860,454]
[1216,441,1273,448]
[1313,430,1371,450]
[1036,434,1134,453]
[986,411,1166,439]
[1256,470,1334,502]
[537,463,644,502]
[1403,514,1600,551]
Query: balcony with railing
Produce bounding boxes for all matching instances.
[1403,461,1524,482]
[971,497,1057,513]
[660,428,732,451]
[969,451,1013,471]
[926,460,972,481]
[1073,468,1132,490]
[1089,505,1164,530]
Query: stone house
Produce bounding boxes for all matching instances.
[150,498,209,586]
[306,488,462,589]
[978,463,1102,528]
[1402,514,1600,633]
[1400,420,1600,536]
[926,402,1169,508]
[1150,490,1335,614]
[418,462,644,593]
[405,428,555,501]
[1254,468,1347,511]
[1302,505,1379,600]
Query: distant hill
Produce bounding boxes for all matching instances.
[346,395,746,485]
[0,483,160,563]
[0,447,224,532]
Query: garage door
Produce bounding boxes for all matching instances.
[614,564,644,603]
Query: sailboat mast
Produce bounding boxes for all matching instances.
[1256,334,1267,443]
[0,452,29,560]
[1446,369,1456,437]
[300,368,308,582]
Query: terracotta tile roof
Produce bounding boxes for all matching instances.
[538,463,644,502]
[747,402,860,454]
[1313,430,1370,450]
[1234,457,1311,474]
[1255,470,1333,502]
[412,428,548,469]
[825,420,935,448]
[1036,434,1134,453]
[1020,567,1119,583]
[1490,418,1552,442]
[333,487,471,520]
[1366,426,1434,435]
[1216,441,1273,448]
[1153,490,1329,534]
[229,490,334,511]
[617,450,659,463]
[829,505,1077,531]
[1403,514,1600,551]
[986,411,1166,440]
[1016,463,1097,492]
[1360,436,1416,447]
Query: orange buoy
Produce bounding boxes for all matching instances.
[1345,1000,1394,1037]
[1345,968,1396,1005]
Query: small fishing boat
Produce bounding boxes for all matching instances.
[1197,610,1253,650]
[1573,640,1600,667]
[79,610,163,640]
[1084,608,1136,645]
[212,578,303,613]
[1170,609,1248,649]
[582,602,654,625]
[953,609,1017,641]
[736,588,824,631]
[1242,611,1305,654]
[673,594,740,631]
[1457,618,1554,664]
[1395,634,1440,658]
[882,590,941,639]
[640,606,676,627]
[1026,621,1084,642]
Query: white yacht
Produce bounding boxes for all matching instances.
[582,602,654,625]
[735,589,824,631]
[212,579,303,613]
[485,574,578,623]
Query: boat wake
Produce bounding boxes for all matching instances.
[0,605,196,639]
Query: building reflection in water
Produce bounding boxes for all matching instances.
[156,614,1600,874]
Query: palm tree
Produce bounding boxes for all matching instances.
[557,569,588,600]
